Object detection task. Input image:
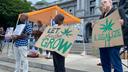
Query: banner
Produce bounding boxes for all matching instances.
[92,10,124,48]
[35,26,79,57]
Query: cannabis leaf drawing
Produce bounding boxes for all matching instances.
[61,28,72,37]
[100,18,114,47]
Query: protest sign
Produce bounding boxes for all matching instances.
[92,10,124,48]
[35,26,79,57]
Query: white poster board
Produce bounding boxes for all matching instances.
[13,24,26,35]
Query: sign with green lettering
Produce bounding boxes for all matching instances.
[35,26,79,57]
[92,10,124,48]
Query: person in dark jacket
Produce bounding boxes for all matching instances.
[96,0,128,68]
[95,0,125,72]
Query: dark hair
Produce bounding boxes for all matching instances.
[54,14,64,25]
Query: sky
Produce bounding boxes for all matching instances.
[27,0,58,4]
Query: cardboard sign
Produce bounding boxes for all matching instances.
[35,26,79,57]
[13,24,26,35]
[92,10,124,48]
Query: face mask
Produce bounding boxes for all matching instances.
[51,20,56,26]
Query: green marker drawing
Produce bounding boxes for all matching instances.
[61,28,72,38]
[100,18,114,47]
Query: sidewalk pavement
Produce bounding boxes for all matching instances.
[27,54,128,72]
[0,43,128,72]
[0,53,103,72]
[27,54,103,72]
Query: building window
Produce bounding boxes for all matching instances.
[90,7,95,15]
[113,2,118,8]
[90,0,95,5]
[68,7,75,15]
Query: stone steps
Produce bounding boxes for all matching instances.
[71,43,94,55]
[3,42,95,56]
[0,68,9,72]
[0,57,54,72]
[0,57,86,72]
[0,60,51,72]
[70,43,84,54]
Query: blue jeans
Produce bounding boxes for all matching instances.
[99,46,123,72]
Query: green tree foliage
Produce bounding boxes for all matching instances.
[35,0,49,6]
[0,0,35,29]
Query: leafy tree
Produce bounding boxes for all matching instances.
[0,0,35,30]
[35,0,49,5]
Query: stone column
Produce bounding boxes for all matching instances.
[95,0,101,15]
[77,0,86,10]
[77,0,80,10]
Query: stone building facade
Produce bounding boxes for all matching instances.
[34,0,127,43]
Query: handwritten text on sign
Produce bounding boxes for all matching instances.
[35,26,79,57]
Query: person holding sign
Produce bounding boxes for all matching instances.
[12,13,32,72]
[94,0,125,72]
[35,13,79,72]
[52,14,65,72]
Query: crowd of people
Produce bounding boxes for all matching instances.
[0,0,127,72]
